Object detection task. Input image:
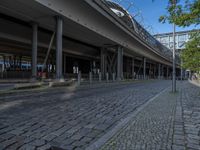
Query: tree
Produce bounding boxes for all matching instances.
[159,0,200,73]
[181,32,200,72]
[159,0,200,27]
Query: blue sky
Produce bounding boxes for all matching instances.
[112,0,200,34]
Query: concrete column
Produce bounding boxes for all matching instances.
[3,55,6,71]
[106,72,109,82]
[158,64,161,79]
[143,57,146,80]
[31,22,38,78]
[89,72,92,84]
[100,48,106,79]
[63,54,66,74]
[19,56,22,70]
[132,58,135,79]
[99,72,102,82]
[13,55,16,70]
[77,71,81,86]
[56,16,63,80]
[166,66,169,79]
[162,65,164,79]
[117,46,123,81]
[112,73,115,81]
[121,50,123,79]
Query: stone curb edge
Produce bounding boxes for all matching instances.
[85,86,170,150]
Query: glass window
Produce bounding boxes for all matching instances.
[160,36,168,43]
[178,34,186,42]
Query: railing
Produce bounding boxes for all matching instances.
[100,0,180,64]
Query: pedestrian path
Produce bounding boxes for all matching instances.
[98,87,176,150]
[89,81,200,150]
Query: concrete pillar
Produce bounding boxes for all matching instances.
[117,46,123,81]
[19,56,22,70]
[77,71,81,86]
[121,50,123,79]
[106,72,109,82]
[158,64,161,79]
[56,16,63,79]
[13,55,16,70]
[166,66,169,79]
[100,48,106,79]
[31,22,38,78]
[112,73,115,81]
[143,57,146,80]
[99,72,102,82]
[89,72,92,84]
[3,55,6,71]
[63,54,66,74]
[132,58,135,79]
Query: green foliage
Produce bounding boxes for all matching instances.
[159,0,200,27]
[181,31,200,72]
[157,0,200,73]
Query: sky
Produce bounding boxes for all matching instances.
[112,0,200,34]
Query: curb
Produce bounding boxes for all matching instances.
[86,86,170,150]
[188,79,200,87]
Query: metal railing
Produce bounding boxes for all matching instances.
[100,0,180,64]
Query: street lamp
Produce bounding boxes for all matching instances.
[172,0,176,93]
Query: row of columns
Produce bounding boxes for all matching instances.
[30,17,173,81]
[100,46,172,81]
[31,17,63,80]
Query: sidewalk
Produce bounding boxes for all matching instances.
[87,81,200,150]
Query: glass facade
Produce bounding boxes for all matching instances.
[154,31,192,51]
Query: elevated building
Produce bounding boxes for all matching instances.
[0,0,180,80]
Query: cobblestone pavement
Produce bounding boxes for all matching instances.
[98,81,200,150]
[179,82,200,150]
[0,80,171,150]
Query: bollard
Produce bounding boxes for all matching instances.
[77,71,81,86]
[106,72,109,82]
[89,72,92,84]
[112,73,115,82]
[99,72,102,82]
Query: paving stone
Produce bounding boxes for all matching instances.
[0,81,179,150]
[29,139,46,147]
[18,144,36,150]
[0,138,17,149]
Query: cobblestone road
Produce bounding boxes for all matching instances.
[179,82,200,150]
[0,80,171,150]
[97,81,200,150]
[100,87,176,150]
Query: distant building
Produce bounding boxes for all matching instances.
[154,30,199,55]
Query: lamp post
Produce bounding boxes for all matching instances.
[172,0,176,93]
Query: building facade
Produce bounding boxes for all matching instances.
[154,30,199,55]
